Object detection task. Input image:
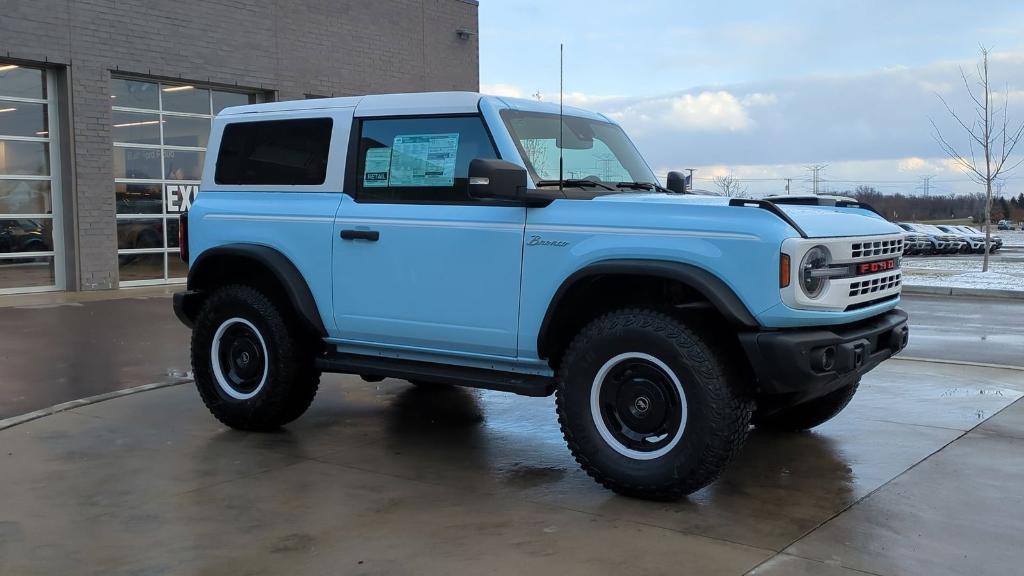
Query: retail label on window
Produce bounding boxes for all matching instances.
[363,147,392,187]
[166,184,198,213]
[389,133,459,187]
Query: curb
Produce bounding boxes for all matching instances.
[902,285,1024,300]
[0,378,191,431]
[893,356,1024,372]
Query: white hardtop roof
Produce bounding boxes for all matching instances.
[217,91,612,122]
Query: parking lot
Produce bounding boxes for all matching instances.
[902,230,1024,291]
[1,288,1023,575]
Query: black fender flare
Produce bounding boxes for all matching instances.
[536,259,760,359]
[186,243,327,337]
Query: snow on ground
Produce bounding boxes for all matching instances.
[903,271,1024,291]
[902,239,1024,292]
[1001,230,1024,248]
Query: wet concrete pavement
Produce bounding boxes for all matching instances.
[0,288,1020,420]
[900,293,1024,367]
[0,287,190,419]
[2,288,1024,574]
[2,359,1023,575]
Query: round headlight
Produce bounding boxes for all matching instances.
[799,245,831,298]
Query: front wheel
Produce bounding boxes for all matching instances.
[192,284,320,431]
[556,309,752,500]
[752,380,859,432]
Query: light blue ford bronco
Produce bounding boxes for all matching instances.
[173,92,909,499]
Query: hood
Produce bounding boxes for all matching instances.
[589,193,901,238]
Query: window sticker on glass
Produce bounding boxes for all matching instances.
[388,133,459,187]
[363,147,392,187]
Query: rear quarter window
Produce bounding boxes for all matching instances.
[214,118,333,185]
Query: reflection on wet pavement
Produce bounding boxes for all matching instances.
[1,359,1023,575]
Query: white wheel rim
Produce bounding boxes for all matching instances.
[211,317,269,400]
[590,352,688,460]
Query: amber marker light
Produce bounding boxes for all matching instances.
[780,253,791,288]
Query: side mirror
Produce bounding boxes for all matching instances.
[468,159,528,201]
[666,171,687,194]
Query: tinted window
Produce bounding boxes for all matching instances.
[215,118,332,185]
[355,116,497,203]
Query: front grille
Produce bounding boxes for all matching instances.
[851,239,903,258]
[849,272,901,297]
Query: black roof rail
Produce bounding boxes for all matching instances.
[728,198,808,238]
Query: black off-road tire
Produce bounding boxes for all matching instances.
[752,380,859,432]
[192,284,320,431]
[556,308,753,500]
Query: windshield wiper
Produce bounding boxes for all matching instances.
[536,179,615,191]
[616,181,674,194]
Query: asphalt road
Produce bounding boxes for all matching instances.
[900,293,1023,367]
[0,290,1020,420]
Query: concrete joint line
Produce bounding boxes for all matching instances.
[0,378,192,431]
[893,356,1024,372]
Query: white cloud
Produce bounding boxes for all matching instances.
[590,90,767,133]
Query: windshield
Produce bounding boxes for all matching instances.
[500,109,658,188]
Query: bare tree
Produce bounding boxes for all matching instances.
[713,175,747,197]
[931,46,1024,271]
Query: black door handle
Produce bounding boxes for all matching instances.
[340,229,380,241]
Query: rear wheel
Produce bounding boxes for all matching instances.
[752,380,859,432]
[556,308,752,500]
[192,284,320,431]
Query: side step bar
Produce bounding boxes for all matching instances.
[315,353,557,397]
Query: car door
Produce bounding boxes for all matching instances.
[332,115,526,358]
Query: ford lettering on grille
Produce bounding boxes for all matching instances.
[857,258,897,276]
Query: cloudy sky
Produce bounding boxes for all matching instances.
[478,1,1024,196]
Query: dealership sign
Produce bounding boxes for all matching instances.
[166,184,198,213]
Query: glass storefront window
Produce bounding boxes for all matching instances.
[0,101,49,138]
[0,256,55,289]
[111,110,161,145]
[161,85,210,114]
[116,218,163,250]
[0,63,63,293]
[118,252,164,282]
[0,218,53,253]
[162,115,210,148]
[0,66,46,100]
[0,180,51,214]
[112,77,260,285]
[113,147,162,180]
[212,90,255,114]
[0,140,50,176]
[163,149,204,180]
[110,78,158,110]
[115,183,162,215]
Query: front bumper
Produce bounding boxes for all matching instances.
[739,308,909,402]
[173,290,202,329]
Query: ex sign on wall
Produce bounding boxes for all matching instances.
[166,184,198,213]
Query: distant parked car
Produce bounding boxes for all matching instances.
[936,225,983,254]
[896,224,930,255]
[897,222,959,254]
[0,219,49,254]
[997,220,1016,231]
[958,225,1003,252]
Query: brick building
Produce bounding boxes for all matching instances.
[0,0,479,293]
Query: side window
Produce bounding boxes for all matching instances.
[355,116,498,203]
[215,118,332,185]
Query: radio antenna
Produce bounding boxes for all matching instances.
[559,43,564,194]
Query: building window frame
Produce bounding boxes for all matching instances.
[112,76,258,287]
[0,65,65,294]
